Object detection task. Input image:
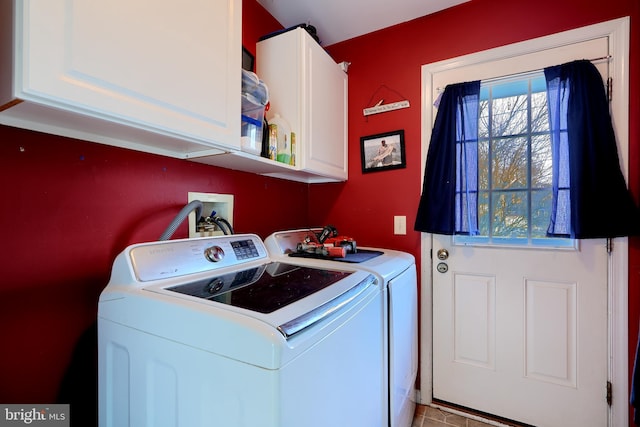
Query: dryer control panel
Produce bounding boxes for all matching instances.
[264,229,321,254]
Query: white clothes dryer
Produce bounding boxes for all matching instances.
[265,229,418,427]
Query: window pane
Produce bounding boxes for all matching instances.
[531,134,552,187]
[479,139,489,190]
[492,137,528,189]
[531,188,553,237]
[479,100,489,139]
[492,95,528,136]
[531,91,549,132]
[478,191,490,235]
[492,190,528,237]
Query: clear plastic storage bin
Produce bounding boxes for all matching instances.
[241,70,268,156]
[241,95,265,155]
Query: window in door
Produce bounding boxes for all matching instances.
[455,73,574,248]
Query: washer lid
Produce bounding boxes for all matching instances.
[165,262,352,313]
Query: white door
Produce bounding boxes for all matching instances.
[422,23,628,427]
[432,235,608,426]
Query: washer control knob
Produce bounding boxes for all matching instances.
[204,246,225,262]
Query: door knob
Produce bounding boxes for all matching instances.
[436,248,449,260]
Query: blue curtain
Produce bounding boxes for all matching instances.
[545,60,640,238]
[414,81,480,234]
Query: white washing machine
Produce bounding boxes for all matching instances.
[98,234,387,427]
[265,229,419,427]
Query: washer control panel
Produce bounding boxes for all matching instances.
[128,234,267,282]
[230,239,261,259]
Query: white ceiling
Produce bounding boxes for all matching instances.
[256,0,470,46]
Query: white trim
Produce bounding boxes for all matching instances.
[419,17,630,427]
[610,237,629,427]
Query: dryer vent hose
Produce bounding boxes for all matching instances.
[159,200,204,241]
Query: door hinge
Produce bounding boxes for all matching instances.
[606,238,613,254]
[606,381,613,406]
[607,77,613,102]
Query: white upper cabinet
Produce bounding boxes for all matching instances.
[194,27,348,183]
[257,28,348,182]
[0,0,241,158]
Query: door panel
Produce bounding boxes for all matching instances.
[525,279,577,387]
[452,273,495,369]
[432,235,608,426]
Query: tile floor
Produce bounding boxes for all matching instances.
[412,405,496,427]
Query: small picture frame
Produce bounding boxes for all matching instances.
[360,130,406,173]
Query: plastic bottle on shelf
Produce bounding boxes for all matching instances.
[269,114,291,165]
[289,132,296,166]
[267,124,277,160]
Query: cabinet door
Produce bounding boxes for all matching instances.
[15,0,240,151]
[303,36,348,180]
[257,28,348,181]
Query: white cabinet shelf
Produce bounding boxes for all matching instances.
[194,149,344,183]
[0,0,241,158]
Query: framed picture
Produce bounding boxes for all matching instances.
[360,130,406,173]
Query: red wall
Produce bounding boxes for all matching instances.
[3,0,639,423]
[310,0,640,421]
[0,0,289,410]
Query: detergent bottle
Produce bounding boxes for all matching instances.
[269,114,291,165]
